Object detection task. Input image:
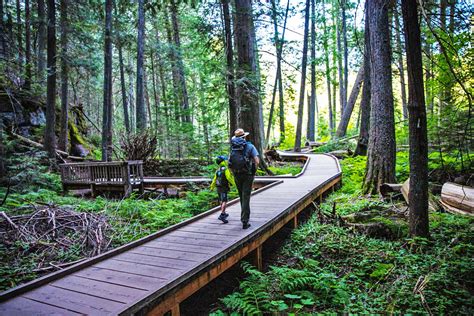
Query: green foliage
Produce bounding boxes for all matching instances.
[4,148,61,194]
[279,122,296,150]
[267,164,302,176]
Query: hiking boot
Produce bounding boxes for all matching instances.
[242,222,251,229]
[218,213,229,224]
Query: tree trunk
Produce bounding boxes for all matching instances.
[58,0,68,152]
[15,0,23,68]
[101,0,113,161]
[363,0,396,194]
[44,0,57,158]
[24,0,31,89]
[341,0,348,115]
[118,36,130,133]
[0,0,5,58]
[150,51,160,132]
[322,1,333,133]
[354,2,371,157]
[294,0,310,152]
[306,0,316,142]
[336,6,344,117]
[393,7,407,119]
[278,1,289,144]
[402,0,429,238]
[37,0,47,83]
[336,65,364,138]
[424,9,434,114]
[144,70,153,127]
[221,0,238,137]
[170,0,190,123]
[135,0,146,131]
[234,0,265,157]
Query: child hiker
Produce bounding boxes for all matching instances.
[210,155,236,224]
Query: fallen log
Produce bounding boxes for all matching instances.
[380,183,403,197]
[304,141,326,148]
[12,132,84,160]
[328,149,353,159]
[400,178,442,212]
[440,182,474,216]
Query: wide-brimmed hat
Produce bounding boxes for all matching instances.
[233,128,250,139]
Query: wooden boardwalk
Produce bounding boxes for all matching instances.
[0,153,341,315]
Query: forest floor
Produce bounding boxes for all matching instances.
[0,145,303,291]
[209,152,474,315]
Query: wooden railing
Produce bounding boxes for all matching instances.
[60,160,144,196]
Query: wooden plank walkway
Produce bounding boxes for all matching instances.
[0,153,341,315]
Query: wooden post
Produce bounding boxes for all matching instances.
[171,304,180,316]
[254,245,262,271]
[292,215,298,228]
[319,194,323,204]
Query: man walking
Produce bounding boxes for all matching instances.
[229,128,260,229]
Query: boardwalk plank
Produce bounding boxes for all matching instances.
[118,250,200,269]
[75,267,164,291]
[94,259,181,279]
[22,285,125,314]
[143,241,216,255]
[51,275,147,304]
[0,297,80,315]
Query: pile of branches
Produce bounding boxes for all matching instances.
[0,205,111,272]
[120,131,158,162]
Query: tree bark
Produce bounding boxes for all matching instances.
[44,0,57,158]
[402,0,429,238]
[341,0,348,115]
[15,0,23,67]
[336,5,344,117]
[24,0,31,89]
[393,7,407,119]
[37,0,47,83]
[354,2,371,157]
[322,1,333,132]
[336,65,364,138]
[0,0,5,58]
[101,0,113,161]
[294,0,310,152]
[170,0,190,123]
[135,0,147,131]
[234,0,265,157]
[278,0,289,144]
[306,0,316,142]
[363,0,396,194]
[221,0,238,137]
[117,34,130,133]
[58,0,68,152]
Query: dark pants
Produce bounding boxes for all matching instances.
[234,173,254,224]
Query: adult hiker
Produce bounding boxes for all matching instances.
[228,128,260,229]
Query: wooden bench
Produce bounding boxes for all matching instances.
[60,160,144,197]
